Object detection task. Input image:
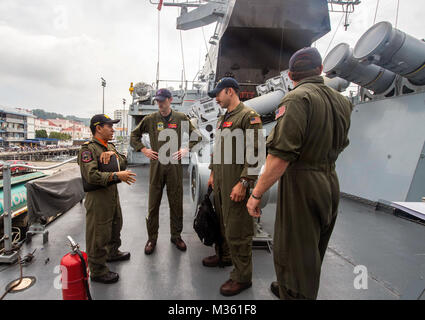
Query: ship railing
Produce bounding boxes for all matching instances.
[0,156,77,264]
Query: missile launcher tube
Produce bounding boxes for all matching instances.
[354,21,425,86]
[323,43,396,94]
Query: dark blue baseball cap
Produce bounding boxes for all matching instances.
[90,114,120,131]
[208,77,240,98]
[289,47,322,72]
[154,88,172,101]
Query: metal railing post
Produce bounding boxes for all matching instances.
[0,163,18,263]
[1,156,78,263]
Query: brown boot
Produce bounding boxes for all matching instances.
[220,279,252,296]
[144,240,156,255]
[90,271,119,284]
[202,255,233,267]
[106,250,131,262]
[171,237,187,251]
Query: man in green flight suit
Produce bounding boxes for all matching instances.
[247,47,353,299]
[206,77,264,296]
[130,88,202,255]
[78,114,137,284]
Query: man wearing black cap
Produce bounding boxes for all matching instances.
[78,114,136,284]
[206,77,263,296]
[130,88,202,255]
[246,47,353,299]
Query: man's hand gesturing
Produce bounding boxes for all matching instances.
[116,171,137,185]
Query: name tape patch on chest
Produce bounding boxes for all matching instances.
[275,105,286,120]
[81,150,93,163]
[222,121,233,128]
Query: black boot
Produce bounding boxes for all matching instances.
[270,281,280,299]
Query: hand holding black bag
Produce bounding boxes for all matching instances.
[193,186,226,266]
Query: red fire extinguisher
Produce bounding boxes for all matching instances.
[60,236,93,300]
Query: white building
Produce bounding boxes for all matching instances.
[74,123,91,139]
[0,105,36,146]
[114,109,129,136]
[49,118,75,130]
[60,123,91,140]
[34,118,61,135]
[45,118,91,140]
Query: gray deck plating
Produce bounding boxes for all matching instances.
[1,166,424,300]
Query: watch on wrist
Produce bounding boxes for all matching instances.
[112,172,120,182]
[251,193,262,200]
[239,178,249,189]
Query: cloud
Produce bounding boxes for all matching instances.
[0,0,422,118]
[0,25,100,88]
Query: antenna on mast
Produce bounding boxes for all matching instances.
[327,0,361,30]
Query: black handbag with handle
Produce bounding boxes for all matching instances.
[193,186,225,266]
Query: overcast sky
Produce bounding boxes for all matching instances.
[0,0,423,119]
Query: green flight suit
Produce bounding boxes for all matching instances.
[77,138,128,277]
[130,110,201,241]
[266,76,353,299]
[210,102,263,283]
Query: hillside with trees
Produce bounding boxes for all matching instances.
[32,109,90,126]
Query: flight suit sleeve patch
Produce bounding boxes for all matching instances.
[275,105,286,120]
[250,116,261,124]
[81,150,93,163]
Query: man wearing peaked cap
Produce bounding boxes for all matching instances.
[206,77,264,296]
[207,77,240,98]
[247,47,353,299]
[130,88,202,255]
[78,114,137,284]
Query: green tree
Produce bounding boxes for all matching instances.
[61,133,72,140]
[35,129,48,138]
[49,132,71,140]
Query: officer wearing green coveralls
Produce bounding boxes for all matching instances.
[78,114,137,284]
[130,88,202,255]
[206,77,264,297]
[247,47,353,299]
